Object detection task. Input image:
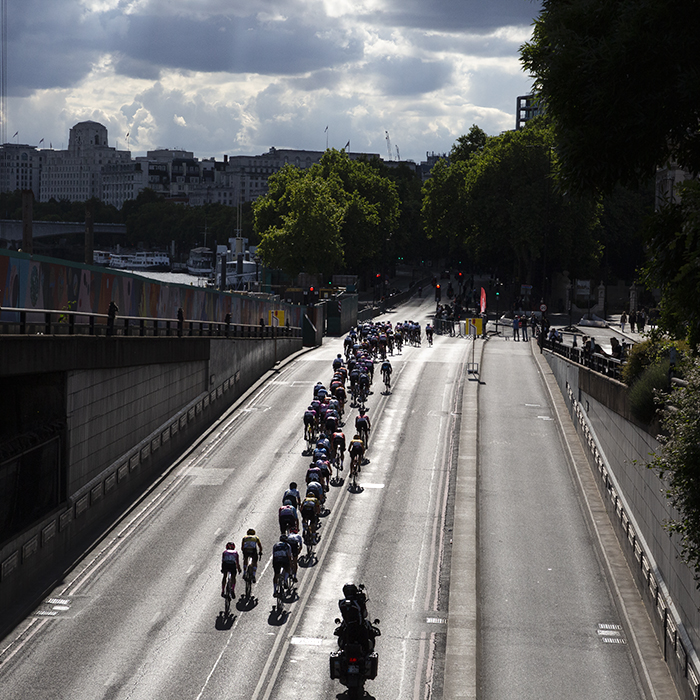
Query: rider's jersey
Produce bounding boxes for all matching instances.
[241,535,262,552]
[355,415,370,431]
[306,466,323,483]
[332,431,346,448]
[307,481,324,501]
[283,488,301,507]
[348,438,364,455]
[381,361,392,375]
[272,541,292,561]
[301,495,320,516]
[287,531,302,556]
[279,505,298,522]
[222,548,240,566]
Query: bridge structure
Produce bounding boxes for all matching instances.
[0,219,127,244]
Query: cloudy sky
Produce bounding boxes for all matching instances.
[5,0,541,163]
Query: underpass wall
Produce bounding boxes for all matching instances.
[543,350,700,699]
[0,333,302,637]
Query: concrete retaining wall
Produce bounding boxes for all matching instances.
[544,349,700,698]
[0,333,302,636]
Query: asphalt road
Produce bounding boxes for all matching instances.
[0,296,467,700]
[477,336,672,700]
[0,293,679,700]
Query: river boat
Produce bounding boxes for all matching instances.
[108,251,171,272]
[186,247,215,276]
[93,250,112,266]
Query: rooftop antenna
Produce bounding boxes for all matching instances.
[385,131,392,161]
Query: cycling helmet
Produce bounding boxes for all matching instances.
[247,528,255,535]
[343,582,359,598]
[290,481,297,489]
[226,542,236,549]
[280,534,288,542]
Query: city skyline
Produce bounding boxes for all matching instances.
[2,0,541,163]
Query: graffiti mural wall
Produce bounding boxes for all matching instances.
[0,250,302,327]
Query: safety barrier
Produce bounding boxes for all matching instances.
[0,307,301,339]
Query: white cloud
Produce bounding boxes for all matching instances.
[5,0,541,162]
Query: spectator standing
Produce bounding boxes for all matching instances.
[512,315,520,341]
[521,314,529,341]
[629,310,637,333]
[620,311,627,333]
[638,309,646,333]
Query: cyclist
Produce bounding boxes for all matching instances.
[426,324,434,346]
[355,408,371,445]
[316,458,332,491]
[306,462,324,486]
[332,353,344,371]
[272,535,292,597]
[278,503,299,534]
[288,529,302,582]
[348,433,365,473]
[300,492,321,540]
[332,430,346,467]
[221,541,242,598]
[283,482,301,509]
[241,529,263,583]
[381,359,392,389]
[303,406,317,440]
[307,479,325,506]
[358,370,370,404]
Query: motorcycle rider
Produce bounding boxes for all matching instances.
[334,582,380,652]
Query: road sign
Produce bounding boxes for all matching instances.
[540,303,547,313]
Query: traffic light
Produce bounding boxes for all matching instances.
[435,283,442,302]
[374,273,381,286]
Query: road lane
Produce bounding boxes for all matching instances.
[478,337,649,700]
[0,298,469,700]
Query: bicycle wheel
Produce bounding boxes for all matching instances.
[245,570,252,599]
[224,575,232,615]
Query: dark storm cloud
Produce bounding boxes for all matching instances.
[116,13,363,77]
[357,0,541,32]
[371,56,453,97]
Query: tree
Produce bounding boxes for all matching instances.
[641,181,700,349]
[422,120,603,290]
[450,125,487,163]
[649,358,700,582]
[253,150,400,279]
[520,0,700,194]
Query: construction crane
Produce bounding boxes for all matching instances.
[395,145,400,161]
[385,131,392,161]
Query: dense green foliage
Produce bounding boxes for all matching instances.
[253,149,400,279]
[628,360,670,424]
[521,0,700,349]
[521,0,700,194]
[421,119,603,290]
[641,181,700,349]
[649,359,700,582]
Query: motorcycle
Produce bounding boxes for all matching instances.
[329,618,381,698]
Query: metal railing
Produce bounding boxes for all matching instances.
[545,339,625,381]
[0,307,301,340]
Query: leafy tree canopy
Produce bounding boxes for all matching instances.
[650,357,700,582]
[422,120,603,288]
[641,180,700,349]
[253,149,400,279]
[450,125,488,163]
[521,0,700,194]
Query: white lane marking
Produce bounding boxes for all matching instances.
[360,483,385,489]
[290,637,324,646]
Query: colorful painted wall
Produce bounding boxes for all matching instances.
[0,250,302,327]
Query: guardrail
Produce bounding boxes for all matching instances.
[0,307,301,339]
[544,339,624,381]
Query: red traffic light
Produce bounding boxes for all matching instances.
[309,286,314,292]
[436,284,441,289]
